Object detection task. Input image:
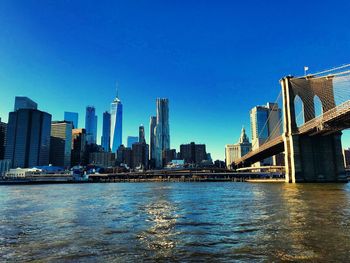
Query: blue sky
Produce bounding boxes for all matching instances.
[1,0,350,160]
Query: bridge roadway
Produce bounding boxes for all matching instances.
[234,99,350,167]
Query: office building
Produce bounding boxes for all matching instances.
[127,136,138,148]
[180,142,207,165]
[50,121,73,168]
[101,111,111,152]
[110,94,123,152]
[139,125,146,143]
[0,159,11,176]
[132,142,148,169]
[85,106,97,144]
[64,112,78,128]
[5,99,51,168]
[89,152,115,168]
[71,128,87,166]
[163,149,177,166]
[250,102,282,166]
[116,145,132,168]
[154,98,170,168]
[149,116,157,167]
[225,127,252,169]
[0,118,7,160]
[14,96,37,111]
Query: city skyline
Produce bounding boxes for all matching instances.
[1,1,350,160]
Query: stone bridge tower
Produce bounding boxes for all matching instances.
[280,76,346,182]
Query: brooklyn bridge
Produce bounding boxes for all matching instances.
[234,65,350,183]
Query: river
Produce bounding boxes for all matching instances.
[1,182,350,262]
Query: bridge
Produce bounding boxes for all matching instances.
[234,66,350,183]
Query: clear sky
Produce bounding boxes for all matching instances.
[1,0,350,160]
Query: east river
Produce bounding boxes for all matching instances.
[1,183,350,262]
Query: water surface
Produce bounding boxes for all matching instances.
[1,182,350,262]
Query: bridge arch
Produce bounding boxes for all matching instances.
[314,95,323,117]
[294,95,304,127]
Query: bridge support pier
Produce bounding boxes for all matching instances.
[281,76,347,183]
[284,132,347,182]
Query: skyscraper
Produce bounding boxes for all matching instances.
[250,102,282,150]
[139,125,145,143]
[180,142,207,165]
[64,112,78,128]
[71,128,87,166]
[110,94,123,152]
[154,98,170,168]
[149,116,156,163]
[101,111,111,152]
[5,98,51,168]
[0,118,7,160]
[85,106,97,144]
[50,121,72,168]
[250,102,282,166]
[14,96,38,111]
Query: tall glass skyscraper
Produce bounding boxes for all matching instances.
[85,106,97,144]
[5,98,51,168]
[154,98,170,168]
[139,125,145,143]
[64,111,78,128]
[101,111,111,152]
[149,116,156,162]
[110,95,123,152]
[50,121,72,168]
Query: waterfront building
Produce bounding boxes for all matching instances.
[0,159,11,176]
[71,128,87,166]
[14,96,38,111]
[149,116,157,167]
[250,102,282,166]
[101,111,111,152]
[132,142,149,169]
[110,94,123,152]
[139,125,146,143]
[163,149,177,166]
[50,121,73,168]
[64,112,78,128]
[179,142,207,165]
[154,99,170,168]
[116,145,132,168]
[89,152,115,168]
[0,118,7,160]
[225,127,252,169]
[127,136,138,148]
[5,99,51,168]
[85,106,97,144]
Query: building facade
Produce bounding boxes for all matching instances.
[149,116,157,167]
[163,149,177,166]
[101,111,111,152]
[50,121,72,168]
[154,99,170,168]
[250,102,282,166]
[0,118,7,160]
[132,142,148,169]
[71,128,87,166]
[5,106,51,168]
[64,112,78,128]
[225,127,252,169]
[85,106,97,144]
[14,96,38,111]
[89,152,115,168]
[180,142,207,165]
[127,136,138,148]
[139,125,145,143]
[110,95,123,152]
